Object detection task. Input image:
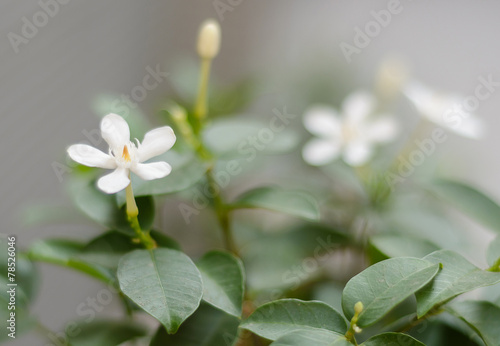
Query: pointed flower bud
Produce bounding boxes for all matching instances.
[197,19,221,59]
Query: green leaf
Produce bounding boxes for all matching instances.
[230,186,320,221]
[270,330,350,346]
[342,257,440,327]
[361,332,425,346]
[117,248,203,333]
[196,251,245,317]
[79,230,180,269]
[430,179,500,234]
[69,177,120,229]
[487,236,500,268]
[240,299,347,341]
[368,234,439,263]
[446,300,500,346]
[0,238,38,303]
[203,118,300,157]
[28,239,114,283]
[69,177,156,235]
[409,320,482,346]
[67,320,147,346]
[241,223,348,290]
[415,250,500,318]
[150,303,240,346]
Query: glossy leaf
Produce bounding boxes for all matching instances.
[415,250,500,318]
[447,300,500,346]
[240,299,347,341]
[361,332,425,346]
[369,234,439,263]
[67,320,147,346]
[28,239,114,283]
[430,179,500,234]
[196,251,245,317]
[487,236,500,268]
[150,303,239,346]
[271,329,350,346]
[117,248,203,333]
[231,186,320,221]
[342,257,440,327]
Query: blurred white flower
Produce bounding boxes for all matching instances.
[403,81,483,139]
[68,113,176,194]
[302,91,399,167]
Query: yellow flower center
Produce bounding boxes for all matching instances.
[122,145,131,162]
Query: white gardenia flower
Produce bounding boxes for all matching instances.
[403,81,483,139]
[302,91,398,167]
[67,113,176,194]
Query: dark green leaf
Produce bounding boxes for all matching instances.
[117,248,203,333]
[231,186,319,221]
[270,329,350,346]
[342,257,440,327]
[196,251,245,317]
[67,320,147,346]
[69,177,156,235]
[430,179,500,234]
[240,299,347,341]
[416,250,500,318]
[79,230,180,269]
[361,332,425,346]
[447,300,500,346]
[150,303,239,346]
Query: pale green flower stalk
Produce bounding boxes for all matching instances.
[194,19,221,129]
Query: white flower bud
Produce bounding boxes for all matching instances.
[197,19,221,59]
[375,56,409,99]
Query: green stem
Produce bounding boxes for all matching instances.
[345,302,363,345]
[206,166,238,255]
[194,58,212,133]
[125,182,156,250]
[191,51,238,256]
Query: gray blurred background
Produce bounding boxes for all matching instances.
[2,0,500,344]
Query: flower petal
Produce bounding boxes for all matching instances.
[100,113,130,152]
[343,141,373,167]
[342,90,375,124]
[365,117,399,143]
[97,167,130,194]
[303,105,342,138]
[131,162,172,180]
[67,144,116,169]
[137,126,176,162]
[449,115,484,139]
[302,138,341,166]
